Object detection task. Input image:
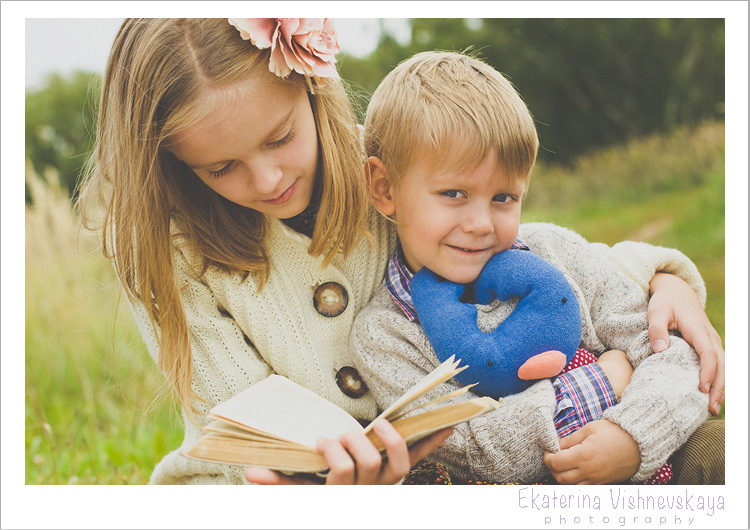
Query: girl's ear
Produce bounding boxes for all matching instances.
[365,156,396,217]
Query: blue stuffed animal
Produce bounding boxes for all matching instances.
[410,250,582,399]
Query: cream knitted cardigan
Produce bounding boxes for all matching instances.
[350,223,709,484]
[131,210,706,484]
[131,209,394,484]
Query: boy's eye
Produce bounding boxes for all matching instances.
[440,190,467,199]
[493,193,515,203]
[208,162,234,179]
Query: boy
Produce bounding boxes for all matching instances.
[350,51,708,484]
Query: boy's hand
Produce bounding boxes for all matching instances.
[543,419,640,484]
[648,272,725,415]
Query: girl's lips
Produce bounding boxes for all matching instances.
[264,179,298,205]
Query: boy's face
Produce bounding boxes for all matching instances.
[373,149,525,284]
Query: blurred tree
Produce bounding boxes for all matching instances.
[25,71,100,201]
[26,20,724,200]
[338,18,725,165]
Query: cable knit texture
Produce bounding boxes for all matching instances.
[350,223,709,484]
[129,209,395,484]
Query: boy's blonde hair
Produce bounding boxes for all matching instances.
[78,18,367,418]
[365,51,539,186]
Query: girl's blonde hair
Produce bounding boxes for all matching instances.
[78,18,368,417]
[365,50,539,186]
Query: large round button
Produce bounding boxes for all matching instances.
[313,282,348,317]
[335,366,368,398]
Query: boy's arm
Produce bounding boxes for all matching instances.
[603,334,708,481]
[350,289,560,484]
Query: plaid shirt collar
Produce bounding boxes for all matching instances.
[385,238,530,322]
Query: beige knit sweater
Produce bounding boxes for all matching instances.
[131,211,707,484]
[350,223,709,484]
[131,209,394,484]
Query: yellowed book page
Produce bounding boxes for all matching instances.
[366,396,502,451]
[366,355,467,430]
[388,384,477,421]
[210,375,363,448]
[184,433,327,473]
[204,421,305,447]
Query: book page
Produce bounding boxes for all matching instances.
[366,397,502,451]
[210,375,363,448]
[184,434,327,473]
[367,355,466,430]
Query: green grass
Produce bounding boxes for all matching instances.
[25,169,182,484]
[523,121,725,340]
[24,121,725,484]
[523,167,725,338]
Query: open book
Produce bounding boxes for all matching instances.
[183,356,502,474]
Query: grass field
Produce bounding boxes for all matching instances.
[25,168,182,484]
[523,121,725,339]
[24,121,725,484]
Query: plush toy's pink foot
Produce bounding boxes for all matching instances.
[518,350,568,380]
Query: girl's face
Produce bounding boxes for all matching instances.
[167,77,319,219]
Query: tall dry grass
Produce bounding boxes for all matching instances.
[25,165,182,484]
[529,121,724,208]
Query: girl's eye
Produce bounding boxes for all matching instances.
[208,162,234,179]
[493,193,516,203]
[269,130,295,149]
[440,190,466,199]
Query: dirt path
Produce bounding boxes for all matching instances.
[628,217,673,242]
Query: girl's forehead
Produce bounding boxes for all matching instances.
[165,79,306,163]
[194,76,294,123]
[171,78,302,141]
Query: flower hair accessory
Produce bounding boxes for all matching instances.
[229,18,340,80]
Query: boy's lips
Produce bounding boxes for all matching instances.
[447,244,490,253]
[263,179,298,205]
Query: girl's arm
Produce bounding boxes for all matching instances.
[596,240,725,414]
[648,272,725,415]
[245,421,453,485]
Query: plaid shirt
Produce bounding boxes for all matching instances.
[553,360,617,437]
[385,238,530,322]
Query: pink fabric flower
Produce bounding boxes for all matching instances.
[229,18,340,79]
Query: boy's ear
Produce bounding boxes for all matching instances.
[365,156,396,217]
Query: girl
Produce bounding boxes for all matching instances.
[79,18,724,485]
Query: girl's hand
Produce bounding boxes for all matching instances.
[648,272,725,415]
[244,420,453,485]
[543,419,640,484]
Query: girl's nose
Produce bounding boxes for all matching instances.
[247,158,283,195]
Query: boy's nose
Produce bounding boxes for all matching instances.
[462,206,494,234]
